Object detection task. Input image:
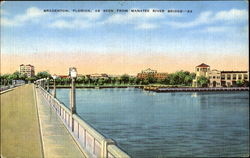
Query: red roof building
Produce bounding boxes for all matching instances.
[196,63,210,68]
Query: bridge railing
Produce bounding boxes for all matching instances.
[37,85,130,158]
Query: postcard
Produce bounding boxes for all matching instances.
[1,1,249,158]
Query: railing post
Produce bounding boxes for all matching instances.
[47,78,50,92]
[101,139,116,158]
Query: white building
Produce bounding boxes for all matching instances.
[20,64,35,78]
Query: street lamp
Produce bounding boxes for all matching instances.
[52,74,57,98]
[69,67,77,132]
[69,67,77,114]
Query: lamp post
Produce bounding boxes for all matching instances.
[69,67,77,132]
[69,67,77,114]
[52,75,57,98]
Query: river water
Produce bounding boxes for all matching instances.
[56,88,249,157]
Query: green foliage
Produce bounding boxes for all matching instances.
[36,71,51,79]
[146,75,156,84]
[197,76,209,87]
[1,69,197,87]
[115,77,121,84]
[184,75,193,86]
[142,79,149,85]
[19,74,28,80]
[98,78,104,85]
[76,76,84,84]
[26,77,36,82]
[121,74,130,84]
[12,71,20,80]
[236,80,244,87]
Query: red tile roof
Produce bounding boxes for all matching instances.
[196,63,210,68]
[58,75,69,78]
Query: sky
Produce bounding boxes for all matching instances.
[1,1,249,75]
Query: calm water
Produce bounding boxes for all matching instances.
[56,88,249,157]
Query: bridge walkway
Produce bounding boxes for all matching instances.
[35,85,86,158]
[1,84,86,158]
[1,84,43,158]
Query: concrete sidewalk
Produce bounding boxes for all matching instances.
[35,86,86,158]
[1,84,43,158]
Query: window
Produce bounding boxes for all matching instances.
[221,75,225,79]
[244,74,248,80]
[213,76,215,79]
[197,68,199,71]
[227,74,231,80]
[233,74,236,80]
[217,76,220,79]
[238,74,242,80]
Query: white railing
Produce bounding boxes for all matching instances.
[37,85,130,158]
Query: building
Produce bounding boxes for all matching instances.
[137,68,168,80]
[192,63,249,87]
[154,73,169,80]
[87,73,109,80]
[220,71,249,87]
[208,69,221,87]
[20,64,35,77]
[192,63,210,87]
[142,68,157,74]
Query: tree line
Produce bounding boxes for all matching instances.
[0,71,51,86]
[0,70,197,86]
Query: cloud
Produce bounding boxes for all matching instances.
[166,11,212,28]
[1,6,102,29]
[201,26,231,33]
[49,19,92,29]
[214,9,248,21]
[1,18,16,26]
[49,12,102,29]
[1,7,178,30]
[135,23,159,30]
[166,8,248,29]
[3,6,247,31]
[49,20,73,29]
[1,7,48,26]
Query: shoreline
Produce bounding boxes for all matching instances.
[47,85,249,92]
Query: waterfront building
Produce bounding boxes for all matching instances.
[192,63,210,87]
[220,71,249,87]
[20,64,35,77]
[154,73,169,80]
[208,69,221,87]
[192,63,249,87]
[137,68,168,80]
[87,73,109,79]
